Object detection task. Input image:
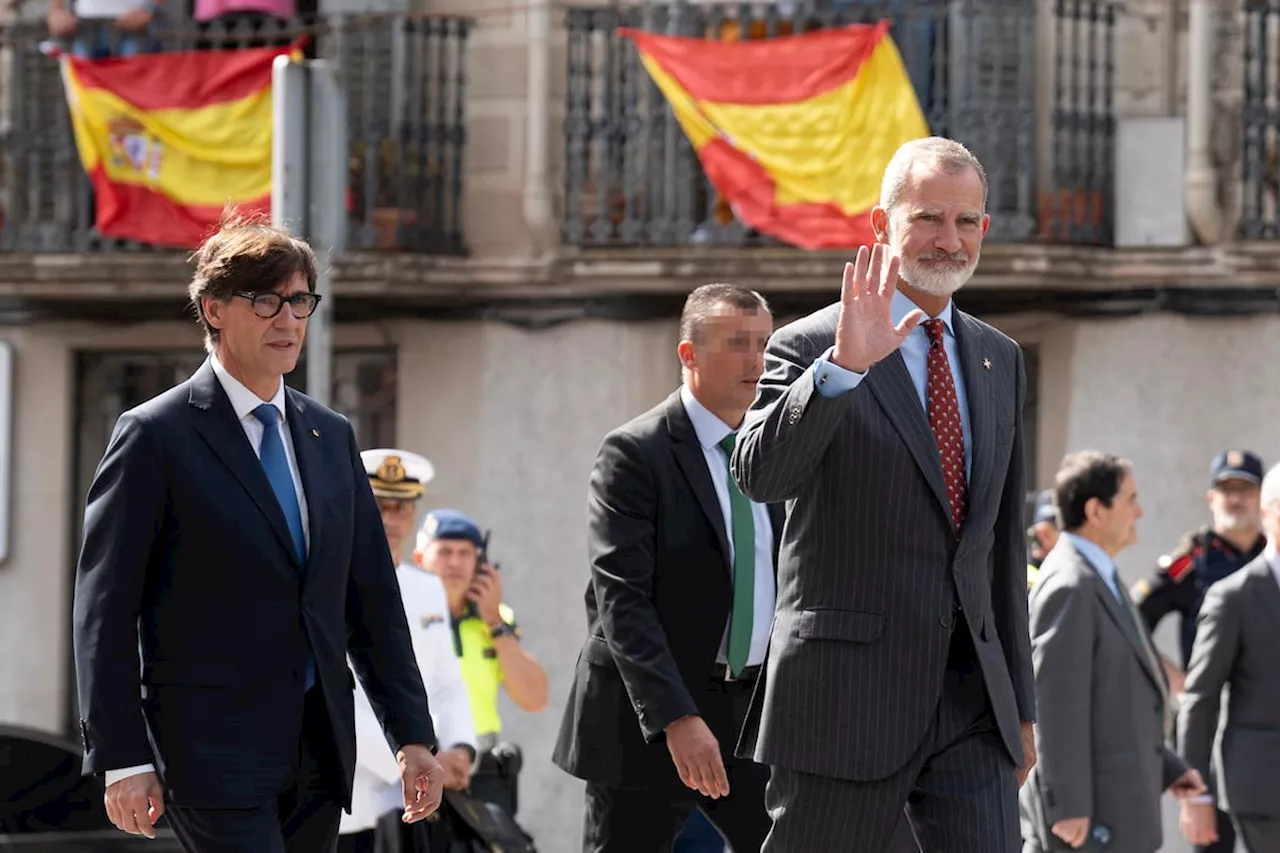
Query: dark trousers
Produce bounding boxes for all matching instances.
[762,616,1019,853]
[1234,813,1280,853]
[582,680,771,853]
[165,686,343,853]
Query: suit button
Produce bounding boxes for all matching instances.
[940,614,954,629]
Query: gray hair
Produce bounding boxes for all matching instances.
[1261,462,1280,512]
[879,137,989,216]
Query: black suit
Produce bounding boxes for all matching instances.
[72,360,436,851]
[552,389,781,852]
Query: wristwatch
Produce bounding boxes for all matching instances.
[488,621,516,640]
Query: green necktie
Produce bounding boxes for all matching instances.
[718,433,755,677]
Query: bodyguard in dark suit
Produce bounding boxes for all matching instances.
[72,217,445,852]
[1178,462,1280,852]
[1019,451,1205,853]
[730,137,1036,853]
[553,284,779,852]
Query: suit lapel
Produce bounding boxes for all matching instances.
[284,388,327,571]
[953,311,995,536]
[1249,558,1280,624]
[186,360,300,567]
[1074,547,1166,696]
[665,391,732,572]
[863,351,952,524]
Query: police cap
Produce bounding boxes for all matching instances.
[419,508,483,548]
[1209,450,1264,487]
[1033,489,1058,526]
[361,448,435,501]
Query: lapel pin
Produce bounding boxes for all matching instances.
[312,429,320,438]
[982,358,991,370]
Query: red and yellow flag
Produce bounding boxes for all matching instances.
[619,22,929,250]
[59,42,302,247]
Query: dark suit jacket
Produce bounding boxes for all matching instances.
[729,302,1034,782]
[1020,539,1186,853]
[1178,554,1280,817]
[552,389,783,788]
[72,359,436,810]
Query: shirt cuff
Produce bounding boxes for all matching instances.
[104,763,155,787]
[813,347,866,397]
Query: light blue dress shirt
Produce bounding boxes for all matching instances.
[680,385,776,668]
[811,289,973,478]
[1064,532,1123,602]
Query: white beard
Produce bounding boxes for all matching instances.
[897,252,977,297]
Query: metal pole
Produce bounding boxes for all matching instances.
[304,60,347,408]
[271,55,309,238]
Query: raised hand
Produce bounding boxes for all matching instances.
[830,244,926,373]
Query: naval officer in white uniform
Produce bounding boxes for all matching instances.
[338,449,477,853]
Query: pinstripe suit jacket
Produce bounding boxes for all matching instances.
[729,301,1035,782]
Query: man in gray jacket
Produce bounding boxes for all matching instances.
[1178,461,1280,852]
[1020,450,1205,853]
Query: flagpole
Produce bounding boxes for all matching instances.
[305,60,346,410]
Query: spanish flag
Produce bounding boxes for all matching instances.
[58,42,301,248]
[620,22,929,250]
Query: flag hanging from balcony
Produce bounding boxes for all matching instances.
[619,22,929,250]
[55,41,303,247]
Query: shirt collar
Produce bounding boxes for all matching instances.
[893,288,954,337]
[679,384,736,451]
[209,354,287,423]
[1064,531,1118,582]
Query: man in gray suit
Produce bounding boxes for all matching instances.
[1020,451,1206,853]
[730,136,1036,852]
[1178,461,1280,852]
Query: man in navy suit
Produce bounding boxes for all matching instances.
[71,215,444,852]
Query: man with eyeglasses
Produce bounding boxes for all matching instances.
[71,213,445,852]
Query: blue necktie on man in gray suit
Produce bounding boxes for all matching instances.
[252,403,315,690]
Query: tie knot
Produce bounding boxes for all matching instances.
[923,318,945,347]
[718,432,737,455]
[252,403,278,428]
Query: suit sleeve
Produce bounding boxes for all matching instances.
[1177,582,1241,796]
[589,430,698,741]
[731,324,853,504]
[992,347,1035,724]
[1161,747,1191,791]
[344,423,437,755]
[73,412,166,775]
[1029,577,1095,823]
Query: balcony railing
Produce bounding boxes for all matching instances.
[0,12,471,254]
[563,0,1117,249]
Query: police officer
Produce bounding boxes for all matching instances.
[1131,449,1266,853]
[412,509,548,762]
[338,450,478,853]
[1026,488,1061,590]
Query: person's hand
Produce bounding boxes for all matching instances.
[46,6,77,36]
[1168,768,1208,799]
[1016,721,1036,787]
[468,564,504,628]
[830,243,925,373]
[1051,817,1091,848]
[665,715,728,799]
[115,6,153,30]
[1180,800,1218,846]
[104,772,165,839]
[396,744,445,823]
[436,746,473,791]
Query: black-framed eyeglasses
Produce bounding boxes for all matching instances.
[234,291,322,319]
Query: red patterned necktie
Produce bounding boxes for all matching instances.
[923,319,968,533]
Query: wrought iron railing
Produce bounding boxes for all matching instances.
[0,12,470,254]
[562,0,1117,249]
[1242,0,1280,238]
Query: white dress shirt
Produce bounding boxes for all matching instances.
[341,564,477,834]
[680,385,776,668]
[105,355,310,786]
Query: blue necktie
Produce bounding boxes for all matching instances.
[251,403,314,690]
